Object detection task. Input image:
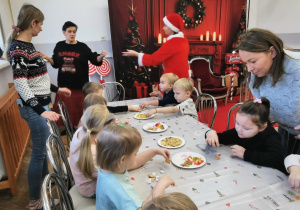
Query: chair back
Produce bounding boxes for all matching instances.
[191,87,199,102]
[46,133,75,190]
[226,102,243,130]
[58,101,74,150]
[42,172,74,210]
[102,82,125,102]
[47,119,62,139]
[195,93,217,128]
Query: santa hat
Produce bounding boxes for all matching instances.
[163,13,184,33]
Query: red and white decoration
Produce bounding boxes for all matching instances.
[88,58,111,84]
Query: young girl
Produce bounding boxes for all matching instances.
[284,154,300,193]
[69,104,114,197]
[206,97,286,173]
[96,124,175,209]
[141,192,197,210]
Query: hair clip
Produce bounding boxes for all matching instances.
[12,25,20,33]
[87,129,92,134]
[253,98,262,103]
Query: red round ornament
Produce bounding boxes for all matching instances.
[237,39,240,43]
[127,29,132,33]
[232,44,235,48]
[138,67,142,72]
[132,40,136,44]
[129,16,133,21]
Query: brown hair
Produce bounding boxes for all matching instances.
[161,73,179,85]
[238,28,286,88]
[173,78,194,92]
[82,82,103,97]
[96,124,142,172]
[83,93,107,111]
[142,192,197,210]
[5,4,44,61]
[77,104,111,180]
[238,97,270,129]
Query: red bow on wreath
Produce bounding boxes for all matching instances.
[134,81,148,98]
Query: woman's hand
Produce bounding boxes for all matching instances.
[100,50,107,57]
[57,87,71,97]
[146,109,156,117]
[230,145,246,159]
[294,125,300,139]
[122,49,139,57]
[288,165,300,193]
[128,105,142,112]
[41,111,61,122]
[205,130,220,148]
[155,148,171,161]
[38,52,54,65]
[140,102,149,109]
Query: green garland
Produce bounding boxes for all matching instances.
[176,0,206,28]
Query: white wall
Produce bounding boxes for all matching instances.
[248,0,300,49]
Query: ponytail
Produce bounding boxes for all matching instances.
[4,30,18,61]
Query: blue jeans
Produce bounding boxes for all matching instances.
[19,105,50,200]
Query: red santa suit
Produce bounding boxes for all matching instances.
[138,32,190,78]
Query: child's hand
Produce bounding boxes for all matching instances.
[230,145,245,159]
[146,109,156,117]
[288,165,300,193]
[155,148,171,161]
[140,102,149,109]
[128,105,142,112]
[156,176,175,189]
[150,91,159,97]
[205,130,219,148]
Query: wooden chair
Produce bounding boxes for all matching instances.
[226,102,243,130]
[195,93,217,128]
[58,101,74,150]
[102,82,125,102]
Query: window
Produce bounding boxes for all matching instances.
[0,15,9,69]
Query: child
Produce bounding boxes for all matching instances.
[284,154,300,193]
[140,73,179,108]
[141,192,197,210]
[82,81,141,113]
[83,93,107,111]
[69,104,114,197]
[96,124,175,209]
[205,97,286,173]
[146,78,198,120]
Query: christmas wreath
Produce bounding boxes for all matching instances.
[176,0,206,28]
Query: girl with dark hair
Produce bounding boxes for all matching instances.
[205,97,286,173]
[237,28,300,155]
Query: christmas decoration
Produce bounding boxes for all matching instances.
[231,5,247,51]
[176,0,206,28]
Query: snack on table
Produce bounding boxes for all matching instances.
[147,123,165,131]
[180,156,204,167]
[165,159,171,164]
[161,137,182,147]
[135,113,148,119]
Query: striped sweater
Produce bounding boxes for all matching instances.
[9,40,58,115]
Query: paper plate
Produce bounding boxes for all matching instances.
[157,136,185,149]
[133,113,154,120]
[172,152,206,169]
[143,123,168,133]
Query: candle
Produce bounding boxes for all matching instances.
[206,31,209,41]
[213,32,216,41]
[219,34,222,41]
[163,38,166,43]
[200,34,203,41]
[158,33,162,44]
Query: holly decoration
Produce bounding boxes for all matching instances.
[231,5,247,51]
[176,0,206,28]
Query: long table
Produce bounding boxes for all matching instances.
[108,98,300,210]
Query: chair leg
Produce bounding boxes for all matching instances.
[225,96,228,106]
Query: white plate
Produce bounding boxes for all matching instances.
[133,113,154,120]
[157,136,185,149]
[131,104,146,111]
[143,122,168,133]
[172,152,206,169]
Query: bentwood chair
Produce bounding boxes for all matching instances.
[191,87,199,102]
[46,133,75,190]
[42,172,74,210]
[58,101,74,150]
[226,102,243,130]
[102,82,125,102]
[47,119,62,139]
[195,93,217,128]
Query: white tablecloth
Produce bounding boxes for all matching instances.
[108,98,300,210]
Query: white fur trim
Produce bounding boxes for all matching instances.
[163,16,179,32]
[167,32,184,41]
[138,53,144,66]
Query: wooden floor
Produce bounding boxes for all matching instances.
[0,133,68,210]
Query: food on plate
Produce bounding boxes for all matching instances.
[180,156,204,167]
[147,123,165,131]
[165,159,171,164]
[135,113,149,119]
[161,137,182,147]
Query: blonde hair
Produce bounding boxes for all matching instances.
[96,124,142,172]
[77,104,112,180]
[5,4,44,61]
[161,73,179,85]
[142,192,197,210]
[82,82,103,97]
[173,78,194,92]
[83,93,107,111]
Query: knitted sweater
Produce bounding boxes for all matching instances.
[9,40,58,115]
[250,56,300,133]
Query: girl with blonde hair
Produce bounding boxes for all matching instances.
[69,104,113,197]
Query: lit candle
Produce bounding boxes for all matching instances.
[219,34,222,41]
[158,33,162,44]
[213,32,216,41]
[200,34,203,41]
[206,31,209,41]
[163,38,166,43]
